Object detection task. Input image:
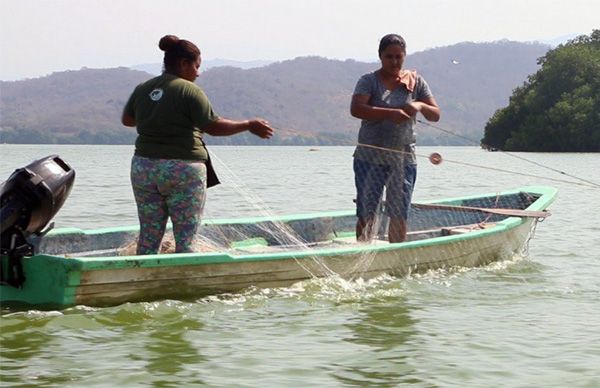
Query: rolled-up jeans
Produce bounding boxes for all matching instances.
[354,158,417,220]
[131,155,207,254]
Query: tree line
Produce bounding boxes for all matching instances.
[482,30,600,152]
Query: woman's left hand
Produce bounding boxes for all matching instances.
[249,119,275,139]
[402,102,422,117]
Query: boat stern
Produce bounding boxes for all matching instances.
[1,254,82,309]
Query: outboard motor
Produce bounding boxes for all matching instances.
[0,155,75,288]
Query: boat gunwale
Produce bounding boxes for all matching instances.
[35,185,557,271]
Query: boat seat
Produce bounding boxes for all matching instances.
[441,223,496,236]
[332,235,389,246]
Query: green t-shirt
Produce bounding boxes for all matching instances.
[124,73,219,161]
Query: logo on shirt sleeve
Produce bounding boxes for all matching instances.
[149,88,164,101]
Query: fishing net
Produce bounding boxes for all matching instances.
[110,144,541,282]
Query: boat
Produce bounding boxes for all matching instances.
[1,185,556,309]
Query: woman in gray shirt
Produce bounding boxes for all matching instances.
[351,33,440,243]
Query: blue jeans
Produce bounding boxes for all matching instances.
[354,158,417,220]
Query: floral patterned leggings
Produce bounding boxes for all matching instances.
[130,155,207,255]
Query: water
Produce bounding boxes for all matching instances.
[1,145,599,387]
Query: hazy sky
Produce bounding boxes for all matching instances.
[1,0,598,80]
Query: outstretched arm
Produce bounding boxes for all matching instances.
[203,118,274,139]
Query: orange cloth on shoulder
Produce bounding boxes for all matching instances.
[397,70,417,92]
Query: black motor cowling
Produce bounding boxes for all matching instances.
[0,155,75,287]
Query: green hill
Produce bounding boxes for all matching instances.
[0,41,549,146]
[482,31,600,152]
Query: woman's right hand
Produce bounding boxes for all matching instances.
[249,119,275,139]
[388,109,412,124]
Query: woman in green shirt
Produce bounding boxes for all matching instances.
[122,35,274,255]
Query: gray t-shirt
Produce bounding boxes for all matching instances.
[353,71,432,164]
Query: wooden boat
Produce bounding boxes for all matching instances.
[0,186,556,309]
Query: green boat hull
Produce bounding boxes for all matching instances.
[1,186,557,309]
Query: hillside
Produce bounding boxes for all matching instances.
[482,31,600,152]
[0,67,149,144]
[0,41,549,145]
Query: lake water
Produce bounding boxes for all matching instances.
[1,145,599,387]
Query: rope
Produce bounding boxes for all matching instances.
[275,126,600,189]
[362,142,598,188]
[417,119,600,189]
[435,156,598,188]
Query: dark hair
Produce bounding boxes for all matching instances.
[378,34,406,55]
[159,35,200,72]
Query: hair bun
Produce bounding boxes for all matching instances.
[159,35,180,51]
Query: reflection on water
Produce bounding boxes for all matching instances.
[346,299,416,351]
[0,314,57,385]
[336,297,422,386]
[144,324,206,384]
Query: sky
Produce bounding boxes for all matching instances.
[1,0,598,81]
